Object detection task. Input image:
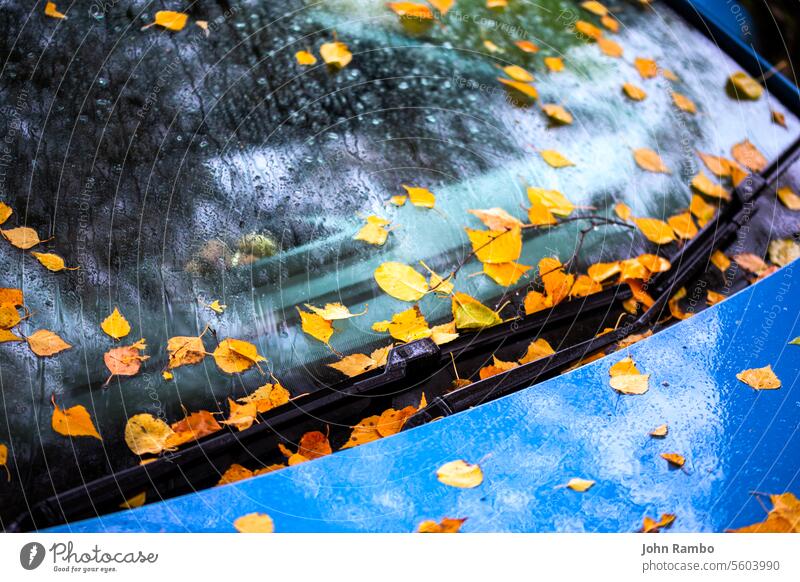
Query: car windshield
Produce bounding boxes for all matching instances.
[0,0,798,527]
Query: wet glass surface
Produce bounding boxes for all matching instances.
[0,0,798,526]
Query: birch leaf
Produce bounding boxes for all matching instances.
[295,50,316,65]
[465,227,522,264]
[527,187,574,216]
[622,83,647,101]
[297,308,334,345]
[234,513,274,533]
[777,186,800,210]
[566,478,595,492]
[304,302,366,320]
[633,148,670,173]
[212,338,266,374]
[501,65,534,82]
[731,139,767,172]
[320,41,352,68]
[418,517,466,533]
[1,227,42,249]
[544,57,564,72]
[167,335,206,369]
[468,207,523,230]
[31,252,78,272]
[540,150,574,168]
[52,399,101,440]
[149,11,188,31]
[436,460,483,488]
[125,413,175,455]
[28,329,71,356]
[403,185,436,208]
[44,2,67,19]
[671,91,697,113]
[727,72,763,100]
[483,262,531,286]
[691,171,731,200]
[451,293,503,330]
[101,307,131,340]
[661,453,685,467]
[737,365,781,390]
[634,57,658,78]
[633,217,675,244]
[374,262,429,301]
[542,103,573,124]
[0,202,11,225]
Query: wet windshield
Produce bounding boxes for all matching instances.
[0,0,798,526]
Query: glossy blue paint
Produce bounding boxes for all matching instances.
[49,263,800,533]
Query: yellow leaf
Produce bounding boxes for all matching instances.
[125,413,175,455]
[1,226,43,249]
[0,287,24,307]
[430,321,459,345]
[465,227,522,264]
[671,91,697,113]
[374,261,429,301]
[208,299,226,314]
[542,103,573,124]
[737,365,781,390]
[52,400,101,440]
[418,517,466,533]
[119,492,146,509]
[486,0,508,8]
[527,202,558,226]
[451,292,503,330]
[609,356,640,376]
[327,353,382,377]
[733,252,768,275]
[0,443,8,480]
[633,148,670,173]
[727,71,763,100]
[420,261,454,295]
[769,238,800,267]
[575,20,603,39]
[0,328,23,343]
[497,78,538,102]
[690,194,717,226]
[320,41,352,68]
[729,493,800,533]
[514,40,539,53]
[661,453,685,467]
[482,40,502,53]
[403,185,436,208]
[633,217,675,244]
[436,460,483,488]
[634,57,658,78]
[523,290,552,315]
[297,308,334,345]
[731,139,767,172]
[707,250,731,273]
[27,329,71,356]
[101,307,131,340]
[691,171,730,200]
[601,15,619,32]
[501,65,534,83]
[587,261,620,283]
[167,335,206,369]
[706,290,725,306]
[237,382,290,413]
[519,338,555,364]
[388,2,434,19]
[340,414,382,449]
[390,194,408,206]
[668,287,692,320]
[777,186,800,210]
[540,150,574,168]
[0,304,21,329]
[696,151,738,177]
[642,513,676,533]
[610,374,649,394]
[428,0,455,15]
[570,274,602,297]
[597,37,623,58]
[614,201,633,221]
[297,431,333,459]
[354,215,390,246]
[44,2,67,19]
[637,253,671,274]
[566,478,595,492]
[650,424,668,437]
[212,338,266,374]
[468,207,523,230]
[234,512,274,533]
[0,202,12,225]
[543,57,564,72]
[372,306,431,343]
[622,82,647,101]
[150,10,188,31]
[580,1,608,16]
[295,50,317,65]
[483,262,531,286]
[222,399,258,431]
[304,302,366,320]
[668,212,697,240]
[479,356,518,379]
[31,252,78,272]
[539,257,573,304]
[527,187,574,216]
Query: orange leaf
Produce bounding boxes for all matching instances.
[27,329,71,356]
[52,398,101,440]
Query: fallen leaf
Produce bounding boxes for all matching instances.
[320,41,352,68]
[233,513,274,533]
[542,103,573,124]
[772,110,787,128]
[340,414,382,449]
[0,329,23,343]
[671,91,696,113]
[101,307,131,340]
[768,238,800,267]
[777,186,800,210]
[737,365,781,390]
[305,302,366,321]
[498,78,538,102]
[727,72,763,100]
[731,139,767,172]
[527,203,558,226]
[466,227,522,264]
[297,431,332,459]
[148,10,188,31]
[482,262,530,286]
[52,399,101,440]
[575,20,603,39]
[661,453,685,467]
[354,215,390,246]
[668,212,697,240]
[540,150,574,168]
[616,330,652,348]
[690,194,717,225]
[104,338,149,383]
[420,261,454,295]
[222,399,258,431]
[212,338,266,374]
[1,226,43,249]
[479,356,518,379]
[430,321,459,345]
[623,83,647,101]
[570,274,602,297]
[733,253,769,275]
[119,492,146,509]
[587,261,621,283]
[729,493,800,533]
[609,357,649,394]
[691,171,730,200]
[633,148,670,173]
[418,517,466,533]
[452,293,503,330]
[543,56,564,72]
[566,478,595,492]
[44,2,67,19]
[27,329,71,356]
[668,287,692,320]
[482,40,502,53]
[436,460,483,488]
[514,40,539,53]
[468,207,523,230]
[374,262,429,301]
[373,306,431,343]
[377,406,417,437]
[539,257,574,304]
[580,1,608,16]
[0,304,21,329]
[597,37,623,57]
[650,424,668,437]
[634,57,658,78]
[390,195,408,206]
[706,290,725,306]
[428,0,454,15]
[634,217,675,244]
[642,513,676,533]
[0,443,8,480]
[614,201,633,221]
[0,202,11,225]
[697,151,734,177]
[295,50,316,65]
[125,414,175,455]
[501,64,534,83]
[601,14,619,32]
[328,353,381,377]
[403,185,436,208]
[167,335,206,369]
[31,252,78,272]
[237,382,290,413]
[168,410,222,447]
[208,299,226,314]
[527,187,574,216]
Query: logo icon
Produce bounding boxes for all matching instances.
[20,542,46,570]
